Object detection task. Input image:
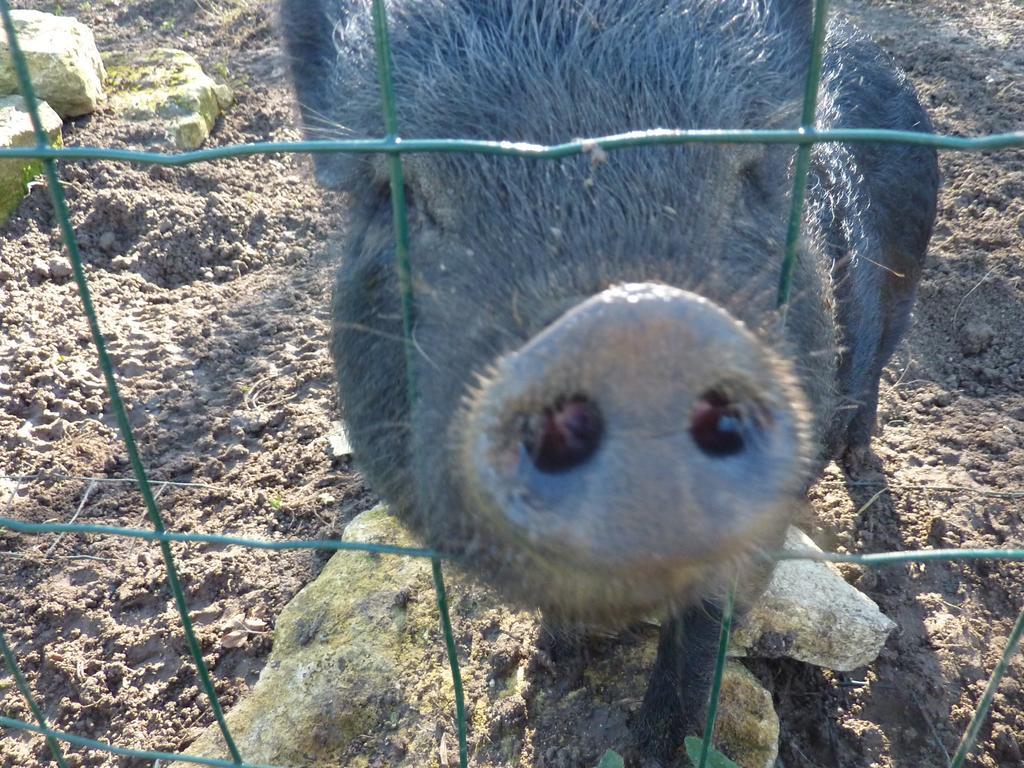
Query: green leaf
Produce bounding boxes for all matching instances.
[595,749,625,768]
[684,736,740,768]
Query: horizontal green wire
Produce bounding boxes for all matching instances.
[0,715,279,768]
[6,473,1021,499]
[0,515,437,557]
[772,548,1024,566]
[3,515,1023,566]
[0,128,1021,167]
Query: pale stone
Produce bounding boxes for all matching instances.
[326,421,352,459]
[180,507,781,768]
[30,257,50,279]
[0,10,105,118]
[0,94,61,222]
[731,526,897,671]
[179,506,457,767]
[715,662,780,768]
[104,49,234,150]
[46,256,72,278]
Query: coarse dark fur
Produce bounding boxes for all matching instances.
[281,0,938,761]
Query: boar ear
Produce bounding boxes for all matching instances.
[279,0,352,188]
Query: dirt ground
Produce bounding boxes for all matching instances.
[0,0,1022,766]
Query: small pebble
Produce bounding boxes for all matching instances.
[118,357,147,377]
[327,422,353,459]
[959,320,994,356]
[47,257,73,279]
[31,257,50,279]
[98,230,119,252]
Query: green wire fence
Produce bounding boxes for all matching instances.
[1,1,1023,767]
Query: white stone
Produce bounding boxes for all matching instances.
[0,94,61,222]
[326,421,352,459]
[180,507,786,768]
[0,11,105,118]
[46,256,72,279]
[731,526,897,671]
[30,257,50,279]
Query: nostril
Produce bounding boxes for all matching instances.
[520,395,603,474]
[690,389,759,458]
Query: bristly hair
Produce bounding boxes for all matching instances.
[282,0,813,191]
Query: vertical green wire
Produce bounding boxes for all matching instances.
[0,627,69,767]
[950,604,1024,767]
[371,0,417,400]
[432,559,470,768]
[776,0,830,312]
[0,2,242,763]
[697,588,735,768]
[370,2,467,766]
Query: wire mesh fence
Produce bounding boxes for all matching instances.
[1,0,1023,766]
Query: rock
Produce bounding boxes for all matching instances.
[46,256,72,279]
[0,10,105,118]
[180,507,779,768]
[118,358,147,378]
[730,527,897,671]
[30,256,50,280]
[98,230,119,253]
[103,49,234,150]
[0,263,15,283]
[959,320,995,356]
[238,413,270,436]
[0,94,62,222]
[326,421,352,459]
[179,505,457,767]
[714,662,780,768]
